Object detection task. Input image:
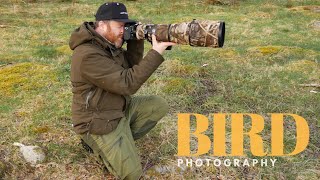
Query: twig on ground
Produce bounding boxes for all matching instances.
[0,25,18,28]
[299,84,320,88]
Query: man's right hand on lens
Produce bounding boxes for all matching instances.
[151,34,176,55]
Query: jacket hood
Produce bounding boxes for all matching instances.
[69,22,119,53]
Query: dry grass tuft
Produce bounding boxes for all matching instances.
[289,5,320,12]
[286,60,319,73]
[205,0,240,6]
[163,59,200,77]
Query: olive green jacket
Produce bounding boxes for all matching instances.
[69,22,164,135]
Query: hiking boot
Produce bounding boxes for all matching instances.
[80,139,94,154]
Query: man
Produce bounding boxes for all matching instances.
[69,2,175,180]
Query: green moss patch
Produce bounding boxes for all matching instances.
[56,45,72,55]
[0,62,57,96]
[162,77,197,95]
[248,46,282,56]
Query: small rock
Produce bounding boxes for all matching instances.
[150,164,186,174]
[154,165,175,174]
[314,7,320,13]
[311,21,320,30]
[13,142,45,166]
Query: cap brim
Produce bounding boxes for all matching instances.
[113,19,136,23]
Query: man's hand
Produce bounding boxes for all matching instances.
[152,34,176,55]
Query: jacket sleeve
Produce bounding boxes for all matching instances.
[124,40,144,67]
[80,49,164,95]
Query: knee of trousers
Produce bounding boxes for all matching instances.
[149,96,169,117]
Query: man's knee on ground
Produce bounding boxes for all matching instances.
[123,168,143,180]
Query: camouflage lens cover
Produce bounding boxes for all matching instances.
[135,20,225,48]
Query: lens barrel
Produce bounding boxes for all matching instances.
[125,20,225,48]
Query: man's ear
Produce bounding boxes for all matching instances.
[98,21,107,32]
[103,21,111,32]
[98,21,104,28]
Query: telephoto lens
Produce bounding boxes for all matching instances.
[124,20,225,48]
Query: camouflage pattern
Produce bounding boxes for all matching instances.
[135,20,225,47]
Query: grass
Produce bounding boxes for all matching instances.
[0,0,319,179]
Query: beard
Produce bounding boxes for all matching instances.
[102,22,124,49]
[104,30,123,48]
[114,37,123,48]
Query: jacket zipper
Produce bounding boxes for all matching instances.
[85,88,96,109]
[85,88,96,136]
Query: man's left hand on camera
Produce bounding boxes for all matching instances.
[151,34,176,55]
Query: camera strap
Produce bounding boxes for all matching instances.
[188,19,197,46]
[167,24,172,42]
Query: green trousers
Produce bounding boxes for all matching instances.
[81,95,169,180]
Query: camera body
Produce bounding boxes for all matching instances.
[124,23,138,41]
[124,23,156,42]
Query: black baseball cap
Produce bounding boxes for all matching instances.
[95,2,136,23]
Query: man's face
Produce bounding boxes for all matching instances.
[101,20,125,48]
